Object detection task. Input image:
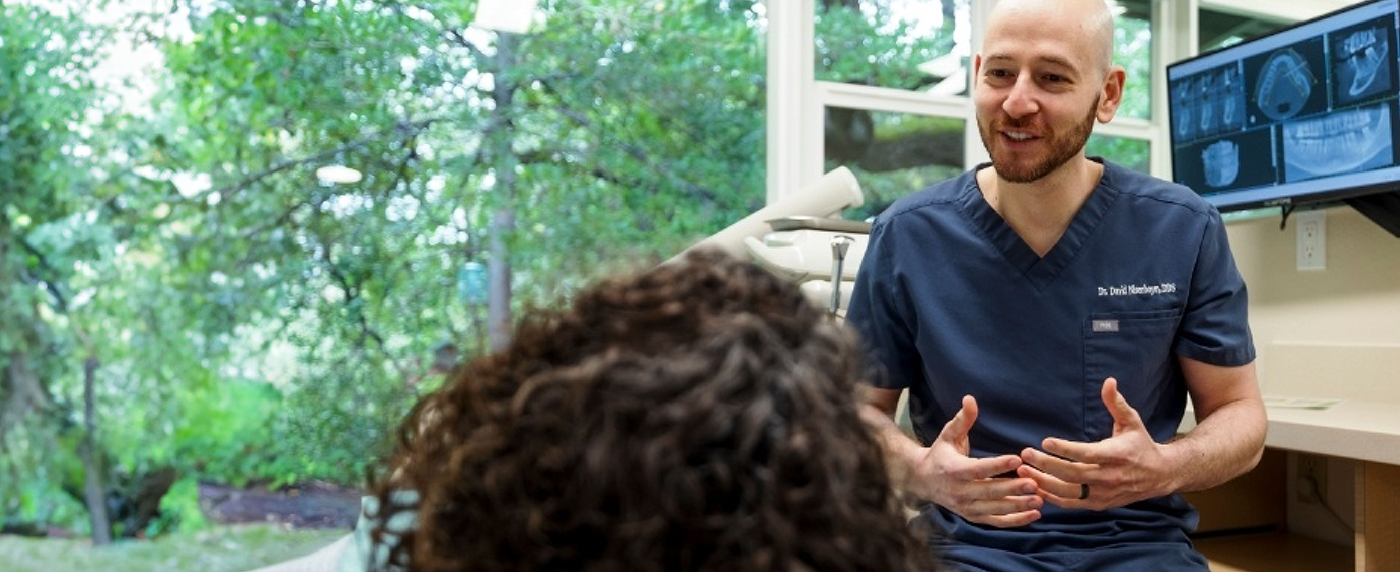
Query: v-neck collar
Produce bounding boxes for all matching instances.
[959,161,1120,289]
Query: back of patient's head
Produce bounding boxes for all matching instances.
[374,249,937,572]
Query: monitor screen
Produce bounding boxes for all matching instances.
[1166,0,1400,212]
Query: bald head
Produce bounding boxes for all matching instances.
[986,0,1117,75]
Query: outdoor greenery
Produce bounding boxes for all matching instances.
[2,0,1151,556]
[0,0,965,546]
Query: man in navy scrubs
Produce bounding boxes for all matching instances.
[845,0,1268,570]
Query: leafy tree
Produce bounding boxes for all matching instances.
[117,0,776,491]
[0,0,144,541]
[3,0,983,538]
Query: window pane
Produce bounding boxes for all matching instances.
[1114,0,1153,120]
[824,107,965,218]
[10,2,778,542]
[815,0,970,96]
[1087,133,1150,174]
[1199,8,1292,52]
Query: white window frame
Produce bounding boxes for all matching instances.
[765,0,1347,203]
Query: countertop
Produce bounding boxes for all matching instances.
[1181,396,1400,465]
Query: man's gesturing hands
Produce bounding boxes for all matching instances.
[1017,377,1172,511]
[909,394,1043,527]
[910,379,1172,526]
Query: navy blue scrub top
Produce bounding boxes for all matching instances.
[846,159,1255,563]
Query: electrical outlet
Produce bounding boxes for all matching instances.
[1296,453,1328,505]
[1295,210,1326,271]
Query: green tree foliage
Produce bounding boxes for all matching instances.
[816,0,954,88]
[1,0,124,534]
[117,0,775,493]
[3,0,1154,538]
[5,0,808,536]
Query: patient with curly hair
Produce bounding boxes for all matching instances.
[249,249,939,572]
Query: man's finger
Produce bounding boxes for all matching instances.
[956,454,1033,483]
[937,394,980,442]
[1101,377,1144,428]
[1021,448,1082,478]
[977,509,1044,528]
[1032,436,1101,466]
[1017,463,1084,501]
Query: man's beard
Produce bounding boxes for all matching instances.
[980,98,1099,183]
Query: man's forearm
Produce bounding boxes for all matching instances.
[858,404,924,492]
[1165,399,1267,493]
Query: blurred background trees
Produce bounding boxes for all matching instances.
[2,0,782,540]
[2,0,1145,542]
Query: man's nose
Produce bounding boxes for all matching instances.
[1002,74,1040,117]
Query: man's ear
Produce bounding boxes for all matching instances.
[1096,65,1127,124]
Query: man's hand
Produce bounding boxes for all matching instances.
[1017,378,1174,510]
[908,394,1043,527]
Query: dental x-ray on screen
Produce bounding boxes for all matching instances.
[1167,0,1400,212]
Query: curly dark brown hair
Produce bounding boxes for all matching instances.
[369,249,937,572]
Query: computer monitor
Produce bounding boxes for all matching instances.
[1166,0,1400,216]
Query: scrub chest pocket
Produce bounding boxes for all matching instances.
[1081,308,1185,442]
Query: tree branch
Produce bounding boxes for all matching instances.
[177,116,449,208]
[535,80,720,205]
[17,236,69,313]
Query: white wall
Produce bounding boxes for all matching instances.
[1225,208,1400,402]
[1225,205,1400,546]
